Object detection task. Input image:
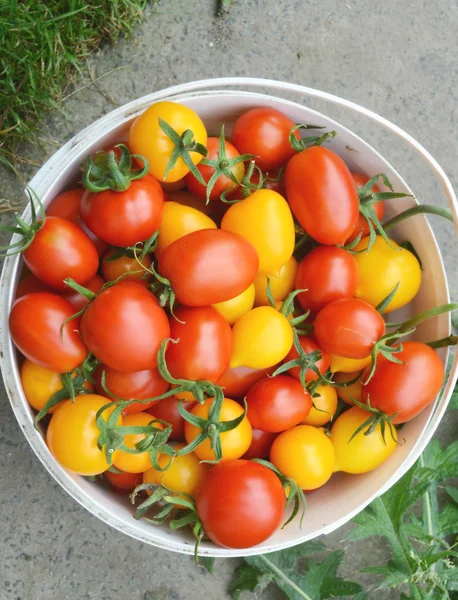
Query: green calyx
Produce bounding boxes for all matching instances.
[83,144,149,193]
[159,118,208,184]
[272,329,323,391]
[349,395,399,446]
[289,123,337,153]
[0,187,46,257]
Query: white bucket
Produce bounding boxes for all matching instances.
[1,78,457,558]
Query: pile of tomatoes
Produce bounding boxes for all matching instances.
[6,101,451,551]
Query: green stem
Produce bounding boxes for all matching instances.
[420,455,438,575]
[396,303,458,334]
[426,335,458,349]
[258,555,314,600]
[384,205,454,231]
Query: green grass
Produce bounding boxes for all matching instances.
[0,0,148,174]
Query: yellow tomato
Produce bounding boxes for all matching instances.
[354,235,422,313]
[156,201,216,257]
[21,359,93,413]
[47,394,119,476]
[330,354,372,373]
[113,412,163,474]
[270,425,335,490]
[303,384,338,426]
[331,407,398,474]
[160,178,186,192]
[213,284,255,325]
[184,397,252,461]
[333,371,363,405]
[230,306,293,369]
[254,256,298,306]
[221,189,295,275]
[129,101,208,182]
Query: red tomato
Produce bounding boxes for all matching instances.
[296,246,358,315]
[149,397,195,441]
[314,298,385,359]
[64,275,105,312]
[9,293,87,372]
[231,107,299,171]
[105,469,142,492]
[158,229,259,306]
[166,306,232,382]
[242,428,278,460]
[283,336,331,382]
[16,273,53,298]
[94,365,169,414]
[101,249,152,283]
[196,459,286,548]
[285,146,359,245]
[217,365,274,398]
[23,217,99,290]
[80,175,164,246]
[362,342,444,423]
[226,167,286,201]
[347,173,385,243]
[80,282,170,372]
[246,375,312,432]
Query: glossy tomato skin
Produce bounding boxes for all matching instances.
[196,459,286,548]
[94,365,169,414]
[212,283,255,325]
[101,248,152,283]
[80,282,170,372]
[296,247,358,315]
[283,335,331,382]
[231,107,299,172]
[254,256,298,307]
[217,365,274,398]
[105,469,142,492]
[302,384,338,426]
[23,217,99,290]
[16,273,54,298]
[64,275,105,312]
[285,146,359,245]
[347,173,384,243]
[314,298,385,359]
[242,428,278,460]
[113,412,162,473]
[166,306,232,382]
[81,175,164,247]
[362,342,444,423]
[10,293,87,372]
[149,397,195,441]
[158,229,259,306]
[246,375,312,432]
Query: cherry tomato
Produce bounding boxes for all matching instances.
[285,146,359,245]
[362,342,444,423]
[47,394,119,476]
[164,190,215,216]
[221,189,295,275]
[217,365,274,398]
[160,178,187,192]
[347,173,384,243]
[23,217,99,290]
[353,235,422,313]
[16,273,53,298]
[231,107,299,171]
[64,275,105,312]
[283,335,331,382]
[303,384,338,426]
[295,247,358,315]
[113,412,163,473]
[333,371,362,405]
[101,248,152,283]
[270,425,335,490]
[242,428,278,460]
[225,167,286,201]
[254,256,298,307]
[129,101,207,182]
[314,298,385,359]
[81,175,164,247]
[213,284,255,325]
[10,293,87,372]
[246,375,312,432]
[94,365,169,414]
[158,229,259,306]
[330,354,372,374]
[80,282,170,372]
[196,459,286,548]
[185,398,252,461]
[149,397,194,441]
[105,469,142,492]
[331,407,398,474]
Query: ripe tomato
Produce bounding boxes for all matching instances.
[184,398,252,461]
[129,101,207,182]
[160,178,186,192]
[314,298,385,359]
[270,425,335,490]
[283,335,331,382]
[20,358,93,412]
[196,459,286,548]
[221,189,295,275]
[353,235,422,313]
[155,201,216,257]
[94,365,169,414]
[105,469,142,492]
[81,175,164,247]
[113,412,163,473]
[331,407,398,474]
[246,375,312,432]
[230,306,293,369]
[347,173,384,243]
[295,247,358,315]
[16,273,53,298]
[362,342,444,423]
[242,428,278,460]
[149,397,194,441]
[64,275,105,312]
[254,256,298,307]
[166,306,232,383]
[330,354,372,374]
[225,166,286,201]
[217,365,273,398]
[213,283,255,325]
[10,293,87,372]
[47,394,119,476]
[164,190,215,216]
[333,371,362,405]
[231,107,299,171]
[158,229,259,306]
[185,136,245,200]
[303,384,338,426]
[23,217,99,290]
[80,282,170,372]
[101,249,151,283]
[285,146,359,245]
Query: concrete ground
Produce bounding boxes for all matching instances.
[1,1,457,599]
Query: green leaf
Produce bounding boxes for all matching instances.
[229,564,267,599]
[320,577,363,598]
[362,564,408,588]
[445,486,458,505]
[199,556,216,575]
[438,503,458,537]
